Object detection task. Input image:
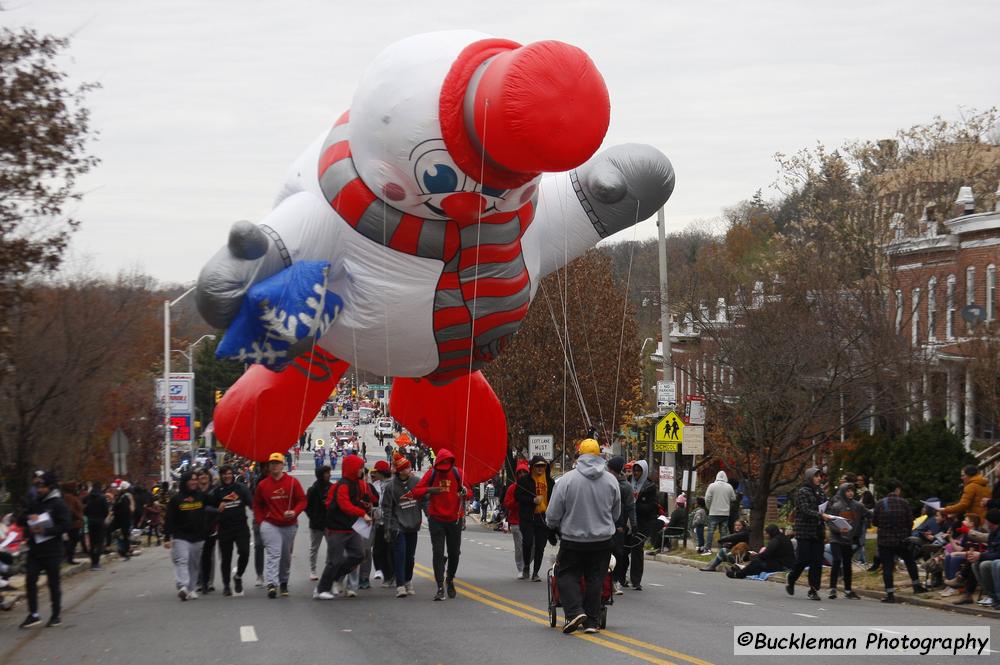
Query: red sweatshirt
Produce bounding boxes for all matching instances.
[411,449,471,523]
[253,473,307,526]
[324,455,368,531]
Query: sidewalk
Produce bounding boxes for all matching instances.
[652,549,1000,620]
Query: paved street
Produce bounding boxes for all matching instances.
[3,470,997,665]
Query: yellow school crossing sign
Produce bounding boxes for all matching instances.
[654,411,684,452]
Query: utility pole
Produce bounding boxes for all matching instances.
[655,207,676,499]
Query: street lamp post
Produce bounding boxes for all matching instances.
[188,334,217,373]
[163,286,196,484]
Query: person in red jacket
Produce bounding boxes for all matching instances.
[253,452,307,598]
[412,449,471,601]
[314,454,372,599]
[504,461,529,578]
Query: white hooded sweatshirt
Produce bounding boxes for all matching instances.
[704,470,736,517]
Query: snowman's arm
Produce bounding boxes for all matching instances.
[529,143,674,278]
[196,191,340,329]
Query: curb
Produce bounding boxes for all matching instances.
[3,551,132,610]
[651,551,1000,621]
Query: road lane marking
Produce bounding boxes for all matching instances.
[792,613,817,618]
[687,591,705,595]
[240,626,257,642]
[413,564,715,665]
[731,601,754,605]
[649,583,664,587]
[410,568,683,665]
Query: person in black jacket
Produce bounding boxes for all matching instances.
[515,455,554,582]
[195,469,218,593]
[211,465,253,596]
[306,466,332,582]
[630,460,659,590]
[785,467,832,601]
[728,524,795,579]
[873,478,928,603]
[83,482,109,570]
[164,472,210,601]
[18,471,70,628]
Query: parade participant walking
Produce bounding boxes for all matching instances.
[18,472,70,628]
[315,454,370,599]
[785,467,832,601]
[111,482,134,561]
[196,469,218,593]
[253,453,307,598]
[370,461,395,587]
[629,460,658,590]
[504,461,529,578]
[164,472,209,602]
[83,482,109,570]
[516,455,554,582]
[606,456,636,593]
[62,482,84,564]
[306,466,333,581]
[212,465,253,596]
[382,452,422,597]
[546,439,620,634]
[412,449,470,601]
[873,479,928,603]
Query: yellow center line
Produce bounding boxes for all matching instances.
[410,568,680,665]
[412,563,714,665]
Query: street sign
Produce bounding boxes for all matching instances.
[155,373,194,412]
[659,465,674,494]
[109,428,130,476]
[528,434,554,460]
[683,425,705,455]
[656,380,675,411]
[367,383,392,391]
[684,395,705,425]
[654,410,683,452]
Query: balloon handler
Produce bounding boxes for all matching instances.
[199,31,675,483]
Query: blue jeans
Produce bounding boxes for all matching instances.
[706,516,729,549]
[393,531,418,585]
[694,525,705,549]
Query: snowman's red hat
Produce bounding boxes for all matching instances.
[440,38,610,190]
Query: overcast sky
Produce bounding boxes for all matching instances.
[7,0,999,283]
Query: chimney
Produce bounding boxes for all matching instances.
[890,212,906,240]
[920,203,938,236]
[699,302,710,321]
[716,297,727,322]
[955,186,975,216]
[684,313,694,334]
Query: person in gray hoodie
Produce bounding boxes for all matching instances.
[546,439,621,635]
[826,483,869,599]
[381,453,423,597]
[704,470,736,551]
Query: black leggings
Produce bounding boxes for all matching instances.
[788,538,824,590]
[829,543,853,590]
[520,519,548,576]
[87,520,104,567]
[218,529,250,588]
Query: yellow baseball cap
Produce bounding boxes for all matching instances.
[577,439,600,455]
[267,452,285,463]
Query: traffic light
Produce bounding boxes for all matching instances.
[214,389,223,404]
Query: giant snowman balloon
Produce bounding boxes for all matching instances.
[197,31,674,483]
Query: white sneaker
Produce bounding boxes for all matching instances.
[346,589,358,598]
[977,597,994,606]
[380,580,395,589]
[396,585,408,598]
[313,590,335,600]
[255,576,264,588]
[373,570,383,580]
[178,586,189,601]
[405,582,415,595]
[613,583,623,596]
[939,588,957,597]
[187,590,199,600]
[332,581,342,596]
[309,573,319,581]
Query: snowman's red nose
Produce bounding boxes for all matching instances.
[440,38,610,189]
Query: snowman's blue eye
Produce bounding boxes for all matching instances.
[422,164,459,194]
[482,185,506,198]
